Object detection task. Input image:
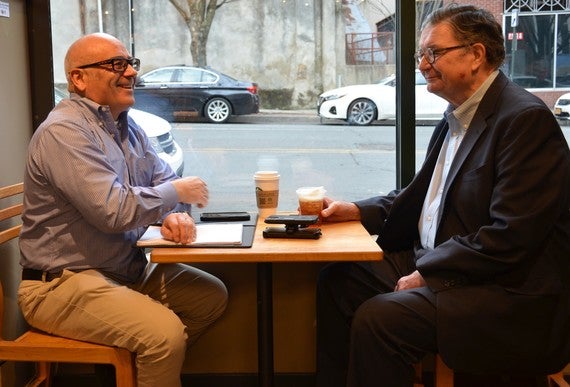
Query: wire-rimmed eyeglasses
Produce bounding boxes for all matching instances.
[414,45,470,65]
[77,57,141,72]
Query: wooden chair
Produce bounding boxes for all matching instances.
[549,371,570,387]
[414,354,454,387]
[0,182,137,386]
[416,352,569,387]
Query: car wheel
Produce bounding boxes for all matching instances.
[205,98,232,123]
[347,98,377,126]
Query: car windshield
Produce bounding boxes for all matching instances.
[377,75,395,85]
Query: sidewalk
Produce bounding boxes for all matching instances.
[232,109,321,124]
[258,109,315,116]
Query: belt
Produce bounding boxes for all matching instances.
[22,268,64,282]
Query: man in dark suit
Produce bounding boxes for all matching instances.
[316,5,570,387]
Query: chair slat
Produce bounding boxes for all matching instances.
[0,182,24,199]
[0,225,21,245]
[0,203,23,222]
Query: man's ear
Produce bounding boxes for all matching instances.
[68,69,87,94]
[470,43,486,69]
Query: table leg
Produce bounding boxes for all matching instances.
[257,262,274,387]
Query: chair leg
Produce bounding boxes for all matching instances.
[25,362,51,387]
[114,365,137,387]
[434,354,454,387]
[113,352,137,387]
[413,361,425,387]
[549,372,570,387]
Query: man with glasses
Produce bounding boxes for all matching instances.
[316,5,570,387]
[18,33,228,387]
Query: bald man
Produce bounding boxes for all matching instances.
[18,33,228,387]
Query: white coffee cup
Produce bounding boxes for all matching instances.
[254,171,280,218]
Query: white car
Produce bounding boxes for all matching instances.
[317,70,449,125]
[128,109,185,176]
[554,93,570,121]
[54,88,184,176]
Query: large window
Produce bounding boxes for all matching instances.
[51,1,569,213]
[50,0,414,213]
[504,2,570,89]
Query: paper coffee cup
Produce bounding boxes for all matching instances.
[254,171,279,217]
[296,186,326,218]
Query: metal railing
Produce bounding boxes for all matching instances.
[345,32,395,65]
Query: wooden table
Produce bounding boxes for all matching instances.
[150,218,382,387]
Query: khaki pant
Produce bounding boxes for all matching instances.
[18,263,228,387]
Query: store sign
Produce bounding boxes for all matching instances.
[511,9,519,27]
[0,1,9,18]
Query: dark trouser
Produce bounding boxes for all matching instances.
[316,251,438,387]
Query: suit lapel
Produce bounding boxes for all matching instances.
[437,72,509,221]
[442,116,486,195]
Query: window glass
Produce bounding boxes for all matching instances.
[415,71,427,85]
[178,68,217,83]
[48,1,431,212]
[504,14,554,88]
[201,71,218,83]
[557,14,570,87]
[140,68,175,83]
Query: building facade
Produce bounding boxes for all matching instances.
[49,0,570,110]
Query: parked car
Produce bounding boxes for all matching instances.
[133,65,260,123]
[54,88,184,176]
[554,92,570,120]
[317,70,449,125]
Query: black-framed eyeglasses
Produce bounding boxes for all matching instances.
[77,57,140,72]
[414,44,470,65]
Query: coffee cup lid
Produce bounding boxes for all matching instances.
[296,186,326,198]
[254,170,280,179]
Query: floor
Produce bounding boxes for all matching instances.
[53,370,315,387]
[51,369,564,387]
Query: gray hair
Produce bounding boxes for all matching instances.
[423,4,505,69]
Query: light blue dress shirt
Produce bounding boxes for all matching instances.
[20,94,184,282]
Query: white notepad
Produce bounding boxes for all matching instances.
[137,224,243,247]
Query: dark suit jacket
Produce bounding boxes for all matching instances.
[356,71,570,374]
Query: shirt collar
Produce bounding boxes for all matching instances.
[69,93,129,140]
[446,70,499,131]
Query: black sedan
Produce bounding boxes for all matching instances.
[133,65,260,123]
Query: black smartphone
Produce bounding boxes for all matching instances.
[200,212,251,222]
[264,214,318,226]
[262,226,322,239]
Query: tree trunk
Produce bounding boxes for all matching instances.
[169,0,222,66]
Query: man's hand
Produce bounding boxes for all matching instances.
[171,176,209,208]
[160,212,196,244]
[320,197,361,222]
[394,270,426,291]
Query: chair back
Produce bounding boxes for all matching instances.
[0,182,24,337]
[0,182,23,244]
